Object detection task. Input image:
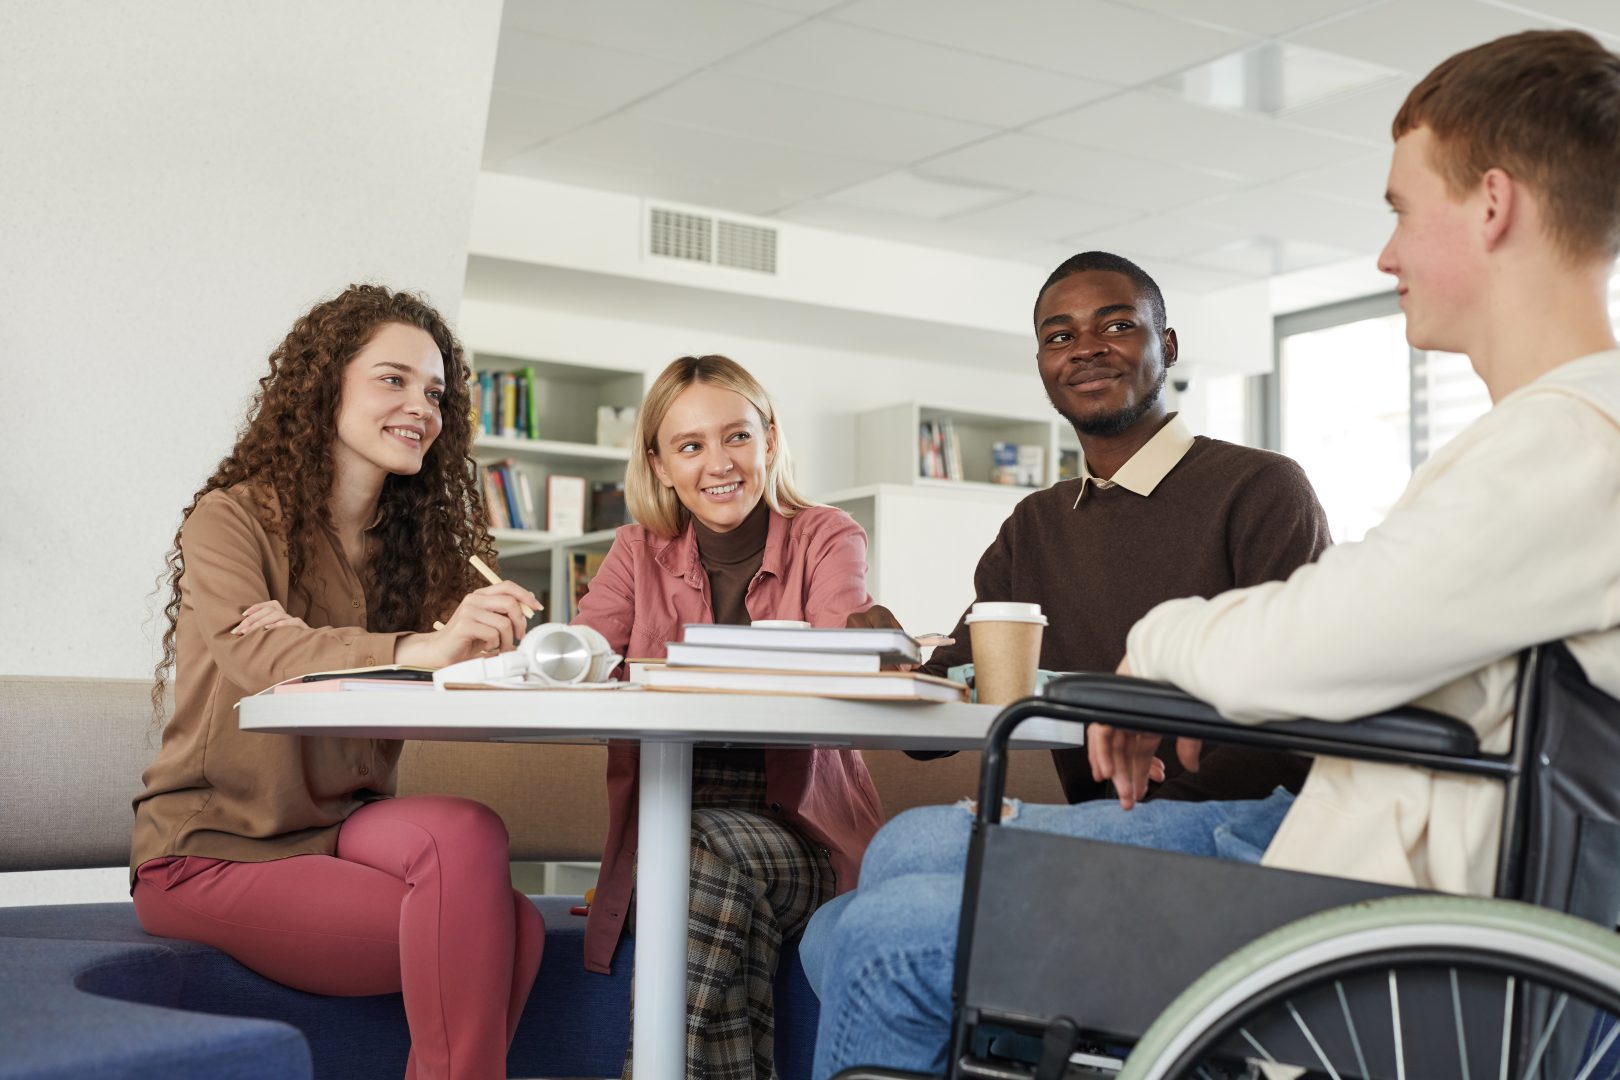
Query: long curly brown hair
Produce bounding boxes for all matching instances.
[152,284,494,717]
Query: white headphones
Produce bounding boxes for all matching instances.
[431,623,622,688]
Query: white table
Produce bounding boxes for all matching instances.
[241,688,1082,1080]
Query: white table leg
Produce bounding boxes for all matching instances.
[633,739,692,1080]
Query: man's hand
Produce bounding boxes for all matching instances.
[1091,654,1201,809]
[847,604,916,670]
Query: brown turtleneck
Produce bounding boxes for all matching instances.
[692,497,770,626]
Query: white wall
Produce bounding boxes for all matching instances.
[0,0,503,679]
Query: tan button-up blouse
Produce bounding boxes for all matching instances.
[130,484,411,882]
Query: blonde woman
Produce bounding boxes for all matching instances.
[573,354,883,1080]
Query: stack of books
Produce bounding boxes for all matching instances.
[642,625,966,702]
[918,419,964,481]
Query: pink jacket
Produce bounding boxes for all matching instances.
[573,504,884,974]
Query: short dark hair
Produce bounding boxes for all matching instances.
[1036,251,1167,330]
[1394,29,1620,262]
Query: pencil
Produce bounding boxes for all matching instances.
[469,555,537,619]
[431,556,540,632]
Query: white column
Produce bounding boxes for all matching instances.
[633,739,693,1079]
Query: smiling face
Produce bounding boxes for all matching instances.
[1035,270,1177,437]
[332,322,446,482]
[1378,128,1488,354]
[649,380,775,533]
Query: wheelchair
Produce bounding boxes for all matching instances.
[836,641,1620,1080]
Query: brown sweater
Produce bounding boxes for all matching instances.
[130,484,410,883]
[922,433,1331,803]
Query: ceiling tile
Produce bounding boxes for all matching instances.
[1191,185,1392,252]
[492,29,693,110]
[717,20,1120,128]
[1483,0,1620,37]
[1286,0,1565,76]
[1142,260,1260,293]
[774,202,1028,256]
[741,0,847,12]
[1281,77,1415,145]
[501,0,800,66]
[1105,0,1386,37]
[1186,236,1357,276]
[482,90,598,166]
[629,72,994,164]
[946,193,1141,240]
[515,113,892,209]
[1003,241,1098,273]
[832,0,1255,84]
[497,150,805,217]
[1029,90,1372,183]
[823,171,1016,219]
[1074,215,1248,260]
[918,133,1245,213]
[1283,151,1392,207]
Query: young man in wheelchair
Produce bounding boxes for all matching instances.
[808,29,1620,1079]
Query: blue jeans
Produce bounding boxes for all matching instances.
[805,789,1295,1079]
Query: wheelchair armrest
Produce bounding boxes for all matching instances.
[1043,672,1481,759]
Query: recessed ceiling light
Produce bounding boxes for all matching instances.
[1160,42,1402,118]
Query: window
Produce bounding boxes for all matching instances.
[1268,273,1620,542]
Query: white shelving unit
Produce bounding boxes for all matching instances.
[471,353,644,620]
[857,401,1063,489]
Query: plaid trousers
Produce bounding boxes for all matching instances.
[624,751,834,1080]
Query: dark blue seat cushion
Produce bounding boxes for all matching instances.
[1,936,310,1079]
[0,898,820,1079]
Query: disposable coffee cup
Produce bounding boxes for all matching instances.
[964,602,1047,706]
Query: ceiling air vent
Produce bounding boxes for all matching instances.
[649,208,713,264]
[647,206,778,275]
[716,220,777,274]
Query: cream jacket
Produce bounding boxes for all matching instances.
[1128,350,1620,896]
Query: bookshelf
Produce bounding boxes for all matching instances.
[470,353,644,620]
[856,402,1062,490]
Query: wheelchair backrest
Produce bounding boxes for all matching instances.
[1504,642,1620,929]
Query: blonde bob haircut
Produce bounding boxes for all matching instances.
[626,354,814,539]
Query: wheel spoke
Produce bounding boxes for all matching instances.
[1571,1011,1620,1080]
[1336,980,1371,1080]
[1518,992,1568,1080]
[1241,1027,1280,1064]
[1500,975,1516,1080]
[1453,968,1473,1080]
[1286,1001,1343,1080]
[1390,970,1407,1080]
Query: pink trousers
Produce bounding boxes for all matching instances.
[133,795,544,1080]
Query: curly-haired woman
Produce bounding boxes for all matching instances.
[573,354,884,1080]
[131,285,545,1079]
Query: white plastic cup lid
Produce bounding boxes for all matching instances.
[964,602,1047,626]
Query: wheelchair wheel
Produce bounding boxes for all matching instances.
[1119,896,1620,1080]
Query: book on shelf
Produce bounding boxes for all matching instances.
[482,466,509,528]
[664,642,881,673]
[991,441,1046,487]
[679,624,921,665]
[640,665,966,703]
[917,419,965,481]
[590,480,628,532]
[567,550,607,621]
[474,368,542,441]
[547,474,587,535]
